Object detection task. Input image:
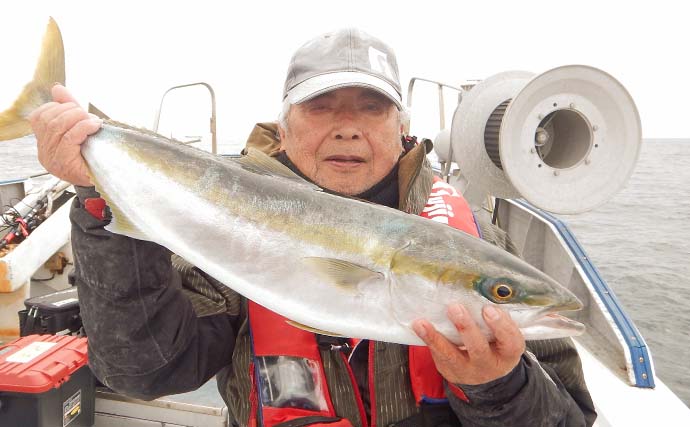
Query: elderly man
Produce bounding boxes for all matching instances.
[30,29,595,427]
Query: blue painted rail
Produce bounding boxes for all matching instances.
[511,199,655,388]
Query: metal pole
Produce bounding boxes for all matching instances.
[406,77,463,133]
[153,82,218,154]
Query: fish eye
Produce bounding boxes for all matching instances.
[474,277,519,304]
[492,283,514,301]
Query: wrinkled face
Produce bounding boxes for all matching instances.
[278,87,403,195]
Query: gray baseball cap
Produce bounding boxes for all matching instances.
[283,28,403,109]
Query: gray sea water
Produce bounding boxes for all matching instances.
[2,137,689,407]
[561,139,690,406]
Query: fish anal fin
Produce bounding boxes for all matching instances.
[285,319,344,337]
[90,171,150,241]
[303,257,383,290]
[104,204,150,241]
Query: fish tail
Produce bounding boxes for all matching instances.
[0,17,65,141]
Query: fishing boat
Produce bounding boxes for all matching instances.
[1,69,689,427]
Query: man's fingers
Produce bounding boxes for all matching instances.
[62,117,102,148]
[28,101,58,123]
[27,85,95,187]
[34,102,80,132]
[52,84,79,105]
[447,304,491,360]
[29,85,78,125]
[413,308,525,386]
[45,105,90,141]
[412,319,464,365]
[483,305,525,357]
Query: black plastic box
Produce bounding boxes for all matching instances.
[18,287,82,336]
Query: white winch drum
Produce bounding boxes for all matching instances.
[450,65,642,214]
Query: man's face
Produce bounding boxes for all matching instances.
[278,87,403,195]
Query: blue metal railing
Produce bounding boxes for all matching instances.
[511,199,655,388]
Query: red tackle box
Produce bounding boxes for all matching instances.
[0,334,94,427]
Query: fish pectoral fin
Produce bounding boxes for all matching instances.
[389,240,413,270]
[303,257,384,290]
[234,148,322,190]
[285,320,344,337]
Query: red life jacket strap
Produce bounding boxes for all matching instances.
[368,343,377,427]
[248,361,259,427]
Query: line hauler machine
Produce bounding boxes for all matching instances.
[432,65,642,214]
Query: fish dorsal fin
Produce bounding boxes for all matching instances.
[88,103,110,120]
[235,148,321,190]
[303,257,384,290]
[285,320,344,337]
[0,17,65,141]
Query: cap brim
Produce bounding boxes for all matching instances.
[286,72,403,109]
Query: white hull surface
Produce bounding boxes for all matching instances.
[576,341,690,426]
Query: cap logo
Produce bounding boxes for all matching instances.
[368,47,394,81]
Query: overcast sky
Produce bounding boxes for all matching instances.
[2,0,689,148]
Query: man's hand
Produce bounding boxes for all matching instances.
[28,84,102,186]
[412,304,525,385]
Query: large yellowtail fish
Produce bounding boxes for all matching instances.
[0,19,584,345]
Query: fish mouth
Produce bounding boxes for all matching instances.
[520,309,586,340]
